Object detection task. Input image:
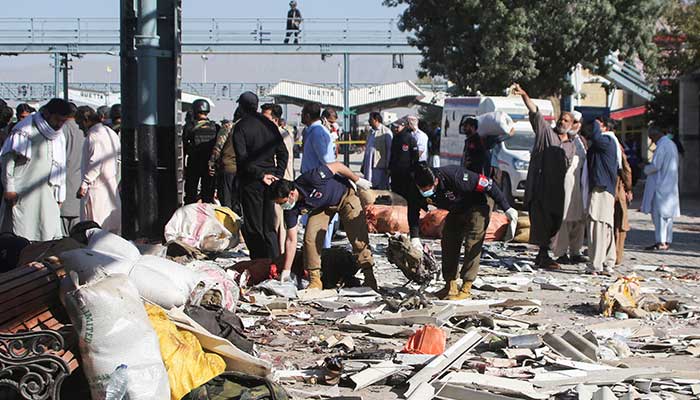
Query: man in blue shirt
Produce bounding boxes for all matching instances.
[300,102,340,249]
[582,118,618,275]
[270,162,376,290]
[301,102,335,173]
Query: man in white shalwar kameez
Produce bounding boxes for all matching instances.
[553,113,588,264]
[75,106,122,234]
[641,127,680,251]
[0,99,71,241]
[361,112,392,189]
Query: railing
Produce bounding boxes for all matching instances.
[0,17,409,47]
[0,81,450,102]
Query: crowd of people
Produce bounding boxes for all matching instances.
[0,83,682,298]
[0,98,122,243]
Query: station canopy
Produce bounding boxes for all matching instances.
[268,80,429,114]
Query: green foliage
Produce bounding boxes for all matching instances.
[646,0,700,130]
[384,0,665,98]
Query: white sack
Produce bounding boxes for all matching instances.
[186,261,240,312]
[478,111,515,137]
[63,274,170,400]
[85,228,141,260]
[164,203,233,252]
[61,249,204,309]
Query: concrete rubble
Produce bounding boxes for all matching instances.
[186,234,700,399]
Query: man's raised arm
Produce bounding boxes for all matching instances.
[512,83,538,114]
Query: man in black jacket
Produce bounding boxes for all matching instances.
[284,1,302,44]
[233,92,289,259]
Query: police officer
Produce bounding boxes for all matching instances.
[412,163,519,300]
[270,162,376,290]
[184,99,219,204]
[108,104,122,134]
[388,117,423,250]
[461,117,488,175]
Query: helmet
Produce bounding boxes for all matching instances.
[109,104,122,120]
[290,0,297,6]
[192,99,210,114]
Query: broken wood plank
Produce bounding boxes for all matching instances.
[531,367,672,388]
[350,360,405,391]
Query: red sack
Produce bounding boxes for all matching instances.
[419,209,449,239]
[485,212,509,242]
[365,205,410,234]
[401,324,446,355]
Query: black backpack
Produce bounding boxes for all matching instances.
[0,232,30,272]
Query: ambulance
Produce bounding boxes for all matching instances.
[440,96,555,204]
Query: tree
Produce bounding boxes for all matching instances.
[383,0,665,99]
[646,0,700,131]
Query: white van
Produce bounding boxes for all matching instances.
[440,96,555,204]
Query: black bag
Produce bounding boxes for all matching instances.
[183,372,289,400]
[0,232,30,272]
[184,304,255,354]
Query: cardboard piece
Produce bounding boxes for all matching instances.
[434,383,520,400]
[440,371,552,399]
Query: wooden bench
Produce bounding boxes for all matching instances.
[0,262,77,400]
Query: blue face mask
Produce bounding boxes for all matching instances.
[420,188,435,198]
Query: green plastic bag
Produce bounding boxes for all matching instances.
[183,372,289,400]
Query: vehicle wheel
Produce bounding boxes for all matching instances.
[500,173,516,210]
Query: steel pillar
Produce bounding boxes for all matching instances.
[120,0,138,238]
[53,53,60,98]
[343,52,350,166]
[134,0,160,238]
[61,54,69,100]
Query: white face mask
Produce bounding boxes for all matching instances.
[281,199,296,211]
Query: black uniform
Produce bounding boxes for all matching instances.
[233,113,289,259]
[283,165,374,275]
[415,165,510,283]
[462,134,489,175]
[184,118,219,204]
[284,8,302,44]
[389,130,421,237]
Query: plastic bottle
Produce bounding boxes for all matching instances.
[104,364,128,400]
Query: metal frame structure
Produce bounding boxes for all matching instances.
[0,17,418,55]
[0,81,449,103]
[0,331,70,400]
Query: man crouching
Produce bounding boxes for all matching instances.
[269,162,378,290]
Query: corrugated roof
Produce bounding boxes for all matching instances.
[268,80,426,112]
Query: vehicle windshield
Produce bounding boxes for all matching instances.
[503,131,535,151]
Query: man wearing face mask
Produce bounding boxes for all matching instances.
[411,163,518,300]
[270,162,376,289]
[513,84,576,270]
[552,110,588,265]
[0,98,71,241]
[388,117,422,250]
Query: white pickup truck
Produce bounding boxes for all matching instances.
[440,96,555,204]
